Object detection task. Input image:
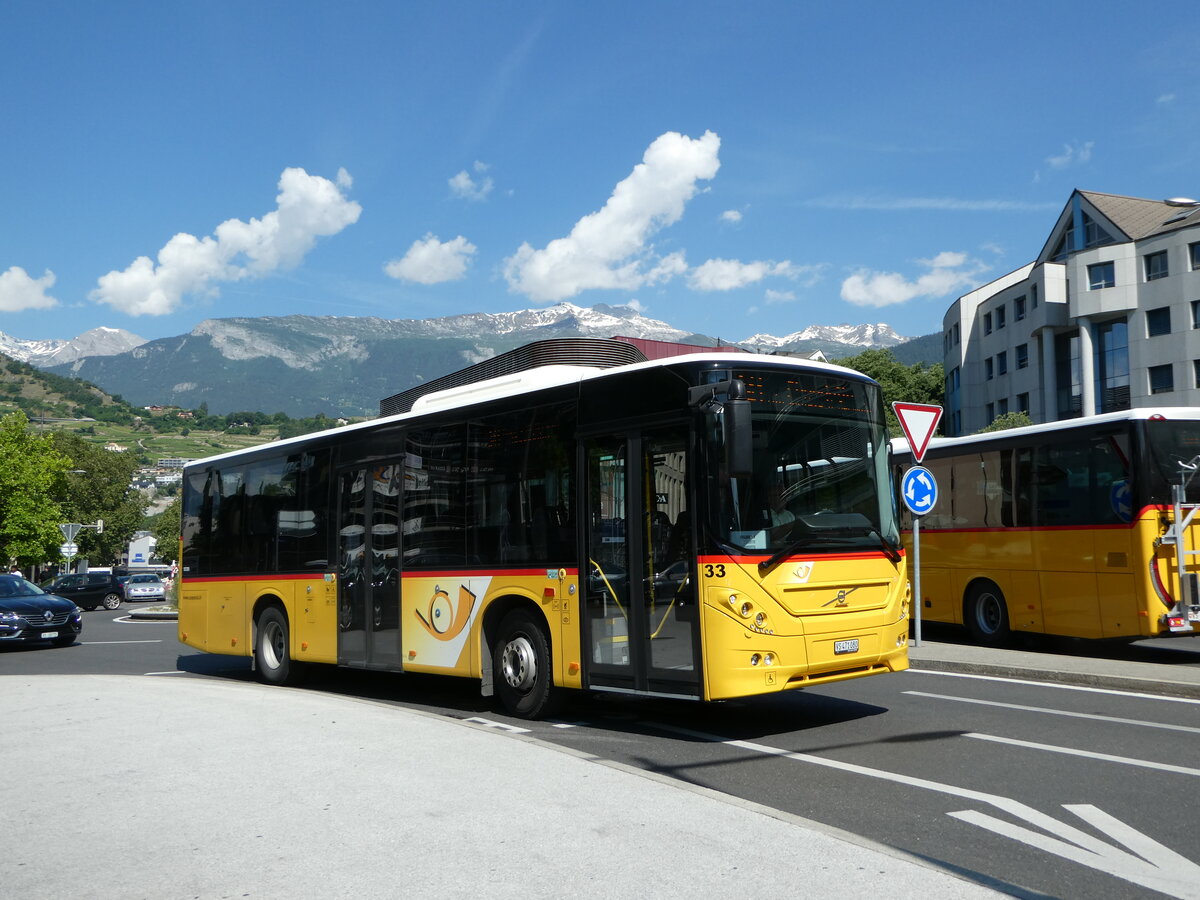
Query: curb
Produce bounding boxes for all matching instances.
[908,656,1200,700]
[127,607,179,621]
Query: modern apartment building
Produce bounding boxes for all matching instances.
[942,190,1200,436]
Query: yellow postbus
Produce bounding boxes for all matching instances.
[179,339,909,717]
[893,408,1200,645]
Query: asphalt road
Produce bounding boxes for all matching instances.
[5,609,1200,898]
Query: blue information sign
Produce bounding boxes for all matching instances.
[901,465,938,516]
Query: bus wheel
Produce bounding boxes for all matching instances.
[965,581,1010,646]
[256,606,301,685]
[494,610,558,720]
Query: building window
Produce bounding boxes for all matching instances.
[1088,261,1115,290]
[1055,332,1082,419]
[999,398,1009,415]
[985,357,994,380]
[1194,360,1200,389]
[997,305,1006,329]
[954,323,960,345]
[1096,319,1130,413]
[1014,296,1026,320]
[986,402,995,422]
[1145,250,1169,281]
[1191,242,1200,271]
[1193,300,1200,329]
[997,351,1008,376]
[1031,284,1038,308]
[1149,364,1174,395]
[1146,306,1171,337]
[983,312,992,335]
[1017,392,1030,413]
[1016,343,1029,369]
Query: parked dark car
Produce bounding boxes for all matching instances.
[0,575,83,646]
[43,572,125,610]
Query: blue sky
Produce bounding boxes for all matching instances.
[2,1,1197,344]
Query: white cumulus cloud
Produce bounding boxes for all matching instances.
[841,251,988,308]
[720,209,743,223]
[503,130,720,302]
[91,167,361,316]
[0,266,59,312]
[449,162,494,202]
[688,258,796,291]
[384,234,477,284]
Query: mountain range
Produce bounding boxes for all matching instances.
[0,303,927,417]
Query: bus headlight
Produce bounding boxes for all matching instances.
[750,653,761,666]
[755,612,767,627]
[740,601,753,618]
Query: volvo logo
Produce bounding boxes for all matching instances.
[822,587,860,608]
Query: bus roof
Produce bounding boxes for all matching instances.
[186,350,877,471]
[892,407,1200,457]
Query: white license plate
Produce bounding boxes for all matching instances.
[42,631,59,639]
[834,638,859,655]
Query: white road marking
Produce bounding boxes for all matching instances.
[659,724,1200,899]
[463,716,530,734]
[908,668,1200,705]
[905,690,1200,735]
[145,670,188,676]
[82,640,164,645]
[965,732,1200,778]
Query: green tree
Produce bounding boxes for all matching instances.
[834,348,944,436]
[149,497,181,565]
[0,411,71,568]
[978,411,1033,433]
[49,432,145,565]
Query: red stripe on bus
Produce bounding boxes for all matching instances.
[402,568,579,579]
[698,551,902,564]
[183,573,322,583]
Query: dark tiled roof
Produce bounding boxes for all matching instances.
[1080,190,1200,240]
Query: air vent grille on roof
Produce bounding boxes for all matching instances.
[379,338,646,417]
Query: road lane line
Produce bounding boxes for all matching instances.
[658,723,1200,898]
[145,670,188,675]
[908,668,1200,705]
[83,640,164,645]
[905,690,1200,735]
[965,732,1200,778]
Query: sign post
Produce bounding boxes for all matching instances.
[58,521,103,574]
[893,403,943,648]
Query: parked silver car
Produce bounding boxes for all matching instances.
[124,573,166,602]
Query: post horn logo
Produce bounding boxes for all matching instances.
[415,584,476,641]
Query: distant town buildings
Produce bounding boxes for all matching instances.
[942,190,1200,436]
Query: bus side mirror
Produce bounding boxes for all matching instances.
[724,381,753,479]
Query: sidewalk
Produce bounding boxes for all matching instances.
[2,674,1006,899]
[908,634,1200,699]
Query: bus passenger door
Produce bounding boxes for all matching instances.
[584,428,699,697]
[336,466,403,670]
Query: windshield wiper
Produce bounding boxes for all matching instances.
[870,529,902,563]
[757,534,863,575]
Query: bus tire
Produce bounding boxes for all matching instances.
[964,581,1010,646]
[255,606,302,686]
[494,609,559,720]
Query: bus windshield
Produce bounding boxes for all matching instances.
[707,369,898,557]
[1144,419,1200,504]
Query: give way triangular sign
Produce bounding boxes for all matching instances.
[892,402,943,463]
